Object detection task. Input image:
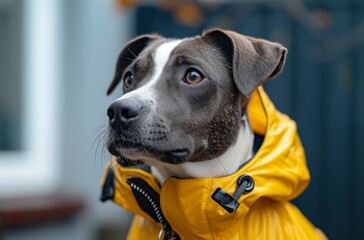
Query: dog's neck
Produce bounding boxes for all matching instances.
[152,116,254,184]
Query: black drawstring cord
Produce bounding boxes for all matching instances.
[100,167,115,202]
[211,174,254,213]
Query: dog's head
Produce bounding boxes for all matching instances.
[106,29,286,165]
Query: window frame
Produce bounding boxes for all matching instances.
[0,0,61,196]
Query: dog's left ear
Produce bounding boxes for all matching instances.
[107,34,161,95]
[202,29,287,96]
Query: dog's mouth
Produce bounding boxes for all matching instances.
[112,145,191,165]
[169,148,190,159]
[107,136,193,165]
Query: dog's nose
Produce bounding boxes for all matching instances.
[107,99,142,128]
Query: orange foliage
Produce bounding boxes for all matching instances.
[173,2,204,27]
[118,0,144,9]
[117,0,204,27]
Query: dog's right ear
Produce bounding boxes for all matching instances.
[202,29,287,97]
[107,34,161,95]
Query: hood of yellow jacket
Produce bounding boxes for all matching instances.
[100,86,311,238]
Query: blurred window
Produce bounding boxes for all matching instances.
[0,0,60,196]
[0,0,23,151]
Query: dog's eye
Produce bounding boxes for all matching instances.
[124,72,134,89]
[184,68,204,85]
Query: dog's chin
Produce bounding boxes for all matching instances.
[109,144,193,166]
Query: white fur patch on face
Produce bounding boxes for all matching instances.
[117,40,182,102]
[151,40,182,84]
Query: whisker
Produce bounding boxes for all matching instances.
[90,124,109,169]
[127,47,137,58]
[126,57,135,62]
[205,147,217,159]
[97,134,109,166]
[111,161,119,168]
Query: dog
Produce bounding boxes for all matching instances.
[102,29,326,239]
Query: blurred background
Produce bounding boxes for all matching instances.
[0,0,363,239]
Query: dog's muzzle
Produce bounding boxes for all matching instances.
[106,99,191,163]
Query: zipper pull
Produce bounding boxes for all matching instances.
[158,225,180,240]
[211,174,254,213]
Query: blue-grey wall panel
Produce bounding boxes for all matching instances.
[353,10,364,239]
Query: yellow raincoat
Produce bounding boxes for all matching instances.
[100,87,326,240]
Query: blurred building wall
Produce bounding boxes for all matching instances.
[134,3,364,240]
[4,0,134,239]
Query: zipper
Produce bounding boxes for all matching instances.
[126,177,180,240]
